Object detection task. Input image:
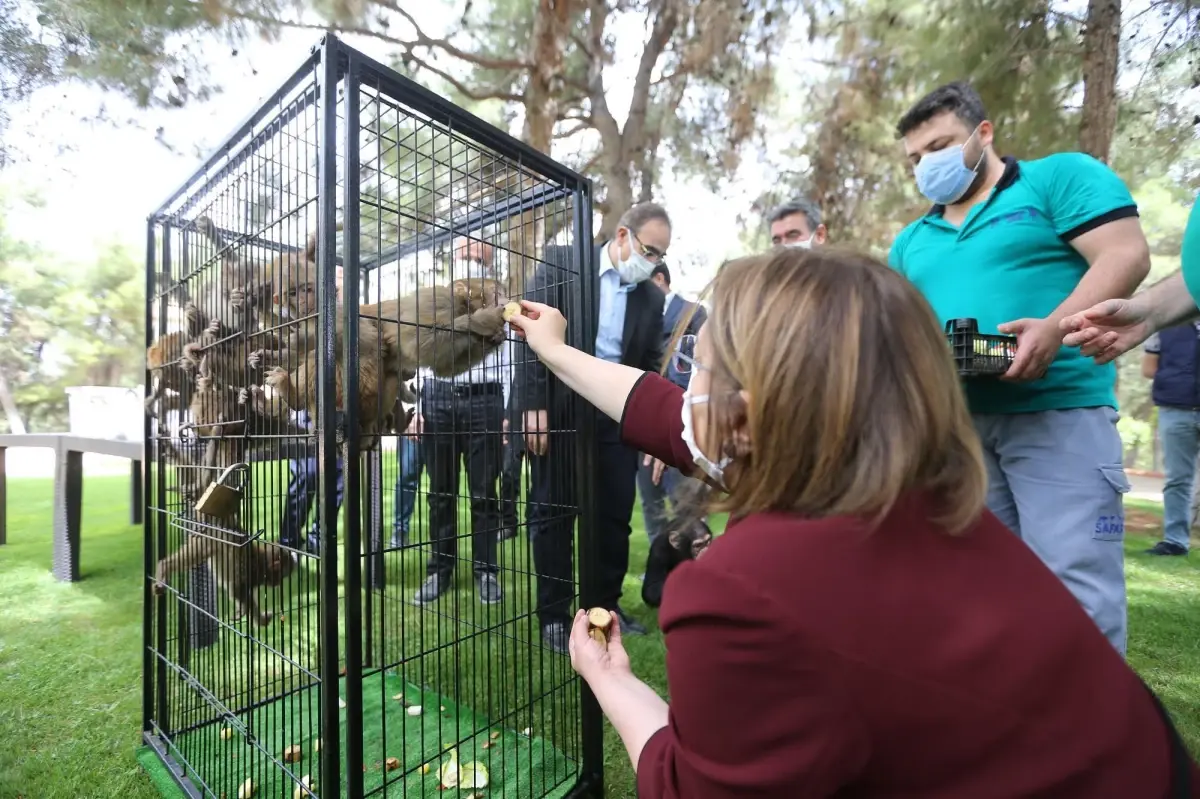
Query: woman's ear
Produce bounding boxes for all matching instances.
[728,389,754,457]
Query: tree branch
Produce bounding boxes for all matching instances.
[553,119,590,138]
[225,7,523,101]
[584,0,622,147]
[402,51,523,102]
[579,150,603,174]
[622,0,680,160]
[369,0,530,70]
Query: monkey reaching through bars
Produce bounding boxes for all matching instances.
[244,254,512,450]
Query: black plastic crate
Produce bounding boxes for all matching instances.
[945,318,1017,377]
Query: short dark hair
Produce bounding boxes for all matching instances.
[896,81,988,138]
[617,202,671,235]
[651,263,672,285]
[766,197,822,233]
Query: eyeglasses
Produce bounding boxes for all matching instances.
[671,334,705,374]
[632,229,667,264]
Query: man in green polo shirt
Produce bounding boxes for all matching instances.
[1061,197,1200,361]
[889,81,1151,655]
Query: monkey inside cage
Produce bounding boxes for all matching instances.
[141,35,602,799]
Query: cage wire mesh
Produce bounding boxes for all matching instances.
[143,36,600,799]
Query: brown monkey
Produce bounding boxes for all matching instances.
[371,277,512,383]
[247,277,509,449]
[247,315,401,452]
[152,527,296,627]
[145,330,194,418]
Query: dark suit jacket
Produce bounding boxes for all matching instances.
[663,293,707,388]
[514,241,665,417]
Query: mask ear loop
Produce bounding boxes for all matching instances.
[965,125,986,172]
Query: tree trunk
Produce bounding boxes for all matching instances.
[1079,0,1121,163]
[522,0,575,153]
[596,163,633,241]
[0,370,27,435]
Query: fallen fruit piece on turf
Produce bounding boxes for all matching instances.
[293,776,313,799]
[220,727,234,740]
[459,761,489,789]
[502,302,522,321]
[490,731,500,740]
[313,739,321,754]
[439,750,460,788]
[338,697,346,709]
[283,744,302,763]
[385,757,400,772]
[440,705,446,711]
[407,705,422,716]
[420,763,431,774]
[237,779,255,799]
[522,727,530,736]
[392,693,404,701]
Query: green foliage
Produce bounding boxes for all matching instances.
[0,191,143,433]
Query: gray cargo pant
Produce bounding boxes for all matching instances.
[974,407,1130,656]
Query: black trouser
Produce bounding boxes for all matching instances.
[423,380,504,579]
[528,413,638,625]
[498,431,524,529]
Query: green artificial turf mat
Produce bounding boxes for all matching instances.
[137,745,188,798]
[139,670,578,798]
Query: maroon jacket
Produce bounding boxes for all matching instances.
[621,372,1198,799]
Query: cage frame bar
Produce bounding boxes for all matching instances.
[316,33,346,799]
[340,46,367,799]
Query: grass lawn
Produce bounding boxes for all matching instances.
[0,478,1197,799]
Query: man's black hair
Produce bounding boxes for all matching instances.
[896,81,988,139]
[651,263,672,286]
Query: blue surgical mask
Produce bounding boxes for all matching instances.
[914,127,985,206]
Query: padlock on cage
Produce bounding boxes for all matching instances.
[194,463,250,519]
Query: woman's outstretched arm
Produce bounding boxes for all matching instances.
[508,300,647,422]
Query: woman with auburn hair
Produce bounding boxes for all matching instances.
[508,247,1197,799]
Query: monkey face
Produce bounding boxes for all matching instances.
[452,278,509,312]
[667,524,713,561]
[261,546,298,586]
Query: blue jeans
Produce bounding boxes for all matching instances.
[636,455,689,544]
[393,435,423,535]
[282,455,344,550]
[1158,406,1198,551]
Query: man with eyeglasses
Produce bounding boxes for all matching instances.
[515,201,672,653]
[767,197,828,249]
[638,263,707,552]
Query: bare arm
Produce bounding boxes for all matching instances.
[1048,217,1151,324]
[535,342,645,423]
[1142,353,1159,380]
[1141,272,1200,332]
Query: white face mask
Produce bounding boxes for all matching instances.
[680,386,732,488]
[615,228,656,284]
[784,236,814,250]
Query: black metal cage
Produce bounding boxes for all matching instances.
[142,34,600,799]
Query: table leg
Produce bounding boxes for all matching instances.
[53,449,83,582]
[0,446,7,546]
